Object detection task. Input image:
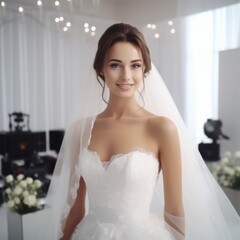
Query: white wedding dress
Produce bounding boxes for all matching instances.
[47,64,240,239]
[71,147,176,240]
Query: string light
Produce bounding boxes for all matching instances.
[168,20,173,26]
[55,1,60,6]
[19,6,24,13]
[55,17,60,23]
[66,22,71,27]
[59,16,64,21]
[1,1,6,7]
[63,27,68,32]
[84,23,96,36]
[154,33,160,39]
[170,28,176,34]
[37,1,42,6]
[151,24,156,29]
[147,24,152,29]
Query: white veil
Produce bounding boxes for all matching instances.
[46,63,240,239]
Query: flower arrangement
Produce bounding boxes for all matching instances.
[3,174,43,214]
[214,151,240,190]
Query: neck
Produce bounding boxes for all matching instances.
[104,95,142,119]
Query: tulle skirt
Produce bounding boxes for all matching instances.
[71,213,175,240]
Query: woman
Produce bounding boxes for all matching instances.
[47,23,240,240]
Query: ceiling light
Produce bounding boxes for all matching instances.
[19,7,24,13]
[151,24,156,29]
[55,1,60,6]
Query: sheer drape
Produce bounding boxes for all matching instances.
[1,2,240,145]
[180,3,240,141]
[144,2,240,142]
[0,5,111,136]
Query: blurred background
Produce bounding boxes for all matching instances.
[0,0,240,239]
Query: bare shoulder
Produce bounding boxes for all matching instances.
[147,116,179,142]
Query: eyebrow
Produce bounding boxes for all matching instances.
[107,59,143,63]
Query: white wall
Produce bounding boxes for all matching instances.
[219,48,240,153]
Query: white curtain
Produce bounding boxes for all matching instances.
[0,4,112,138]
[181,3,240,142]
[1,2,240,148]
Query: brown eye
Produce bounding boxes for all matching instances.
[131,64,141,69]
[110,63,119,68]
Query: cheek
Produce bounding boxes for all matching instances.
[104,71,119,83]
[134,71,144,82]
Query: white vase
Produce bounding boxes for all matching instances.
[222,187,240,215]
[7,206,54,240]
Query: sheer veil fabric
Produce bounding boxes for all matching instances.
[46,63,240,239]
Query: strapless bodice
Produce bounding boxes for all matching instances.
[81,148,159,215]
[71,148,175,240]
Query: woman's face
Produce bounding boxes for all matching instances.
[102,41,144,99]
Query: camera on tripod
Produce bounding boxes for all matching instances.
[198,119,229,161]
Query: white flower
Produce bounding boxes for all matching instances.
[33,180,42,189]
[224,151,232,158]
[24,195,37,207]
[14,197,20,204]
[236,166,240,171]
[7,200,15,208]
[222,179,230,187]
[234,151,240,160]
[17,174,24,181]
[6,175,14,183]
[23,190,29,197]
[20,180,27,188]
[13,186,23,195]
[5,188,11,194]
[223,166,235,176]
[26,177,33,184]
[222,157,229,164]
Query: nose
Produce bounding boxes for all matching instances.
[122,66,131,82]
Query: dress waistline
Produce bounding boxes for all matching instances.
[88,205,150,224]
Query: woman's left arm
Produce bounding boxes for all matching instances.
[155,117,185,236]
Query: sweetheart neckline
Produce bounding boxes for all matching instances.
[84,147,159,166]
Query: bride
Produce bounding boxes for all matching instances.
[46,23,240,240]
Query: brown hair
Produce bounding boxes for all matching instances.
[93,23,151,82]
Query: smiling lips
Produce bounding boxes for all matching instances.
[116,83,134,90]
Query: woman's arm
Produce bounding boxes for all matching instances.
[60,176,87,240]
[154,117,185,236]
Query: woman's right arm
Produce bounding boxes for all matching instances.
[60,176,87,240]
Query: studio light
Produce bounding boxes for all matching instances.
[204,119,229,142]
[199,119,229,161]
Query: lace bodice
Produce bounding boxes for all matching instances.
[80,148,159,223]
[70,147,183,240]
